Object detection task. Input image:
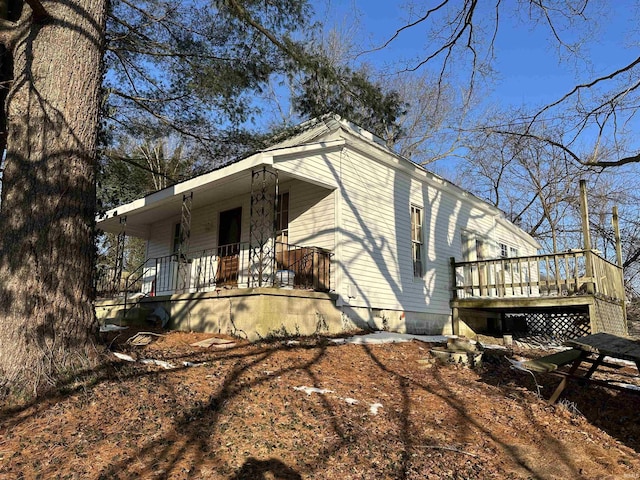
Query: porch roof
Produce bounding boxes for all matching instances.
[97,141,341,238]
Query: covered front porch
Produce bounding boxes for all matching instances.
[97,150,337,291]
[96,153,340,338]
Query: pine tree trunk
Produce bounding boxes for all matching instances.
[0,0,107,398]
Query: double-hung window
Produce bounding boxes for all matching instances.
[411,205,423,277]
[499,242,520,273]
[500,243,508,259]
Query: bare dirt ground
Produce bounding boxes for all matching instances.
[1,329,639,479]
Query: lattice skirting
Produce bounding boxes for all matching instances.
[506,310,591,340]
[592,298,627,336]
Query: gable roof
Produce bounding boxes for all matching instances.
[97,114,540,249]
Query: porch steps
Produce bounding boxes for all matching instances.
[101,305,152,327]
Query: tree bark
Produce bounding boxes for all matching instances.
[0,0,107,398]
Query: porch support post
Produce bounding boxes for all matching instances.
[113,216,127,294]
[249,167,278,287]
[177,192,193,292]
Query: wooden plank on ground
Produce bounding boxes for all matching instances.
[191,337,236,349]
[521,349,584,373]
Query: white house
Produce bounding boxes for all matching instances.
[96,114,541,340]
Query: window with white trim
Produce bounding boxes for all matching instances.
[510,246,519,273]
[499,242,520,273]
[411,205,423,277]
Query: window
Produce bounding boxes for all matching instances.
[411,205,423,277]
[499,242,520,273]
[475,238,490,260]
[276,192,289,243]
[510,246,520,273]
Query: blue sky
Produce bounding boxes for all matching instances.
[318,0,638,114]
[307,0,640,179]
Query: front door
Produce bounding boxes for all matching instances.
[217,207,242,285]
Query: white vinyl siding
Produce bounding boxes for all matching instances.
[137,124,538,316]
[145,194,251,260]
[285,180,335,250]
[276,135,537,316]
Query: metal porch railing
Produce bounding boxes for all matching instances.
[95,241,332,298]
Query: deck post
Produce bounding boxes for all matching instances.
[612,206,628,326]
[580,180,595,295]
[613,206,623,268]
[451,306,460,336]
[450,257,460,335]
[588,302,597,334]
[450,257,458,300]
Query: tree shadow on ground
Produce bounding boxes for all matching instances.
[478,349,640,454]
[1,336,638,479]
[230,457,302,479]
[357,343,586,479]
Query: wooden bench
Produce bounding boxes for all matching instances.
[515,344,638,404]
[520,349,584,373]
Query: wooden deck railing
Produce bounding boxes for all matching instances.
[451,249,624,303]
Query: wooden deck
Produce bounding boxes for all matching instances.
[450,250,627,337]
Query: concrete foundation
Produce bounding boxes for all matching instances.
[96,288,455,341]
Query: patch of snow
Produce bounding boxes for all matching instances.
[343,398,359,405]
[140,359,176,369]
[369,403,383,415]
[286,340,300,346]
[293,386,334,396]
[332,332,450,345]
[182,361,207,368]
[506,357,532,373]
[100,324,129,332]
[603,356,637,368]
[112,352,135,362]
[482,344,508,350]
[615,383,640,392]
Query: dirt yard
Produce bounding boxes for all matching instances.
[1,329,639,479]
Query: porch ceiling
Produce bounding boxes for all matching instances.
[97,162,334,238]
